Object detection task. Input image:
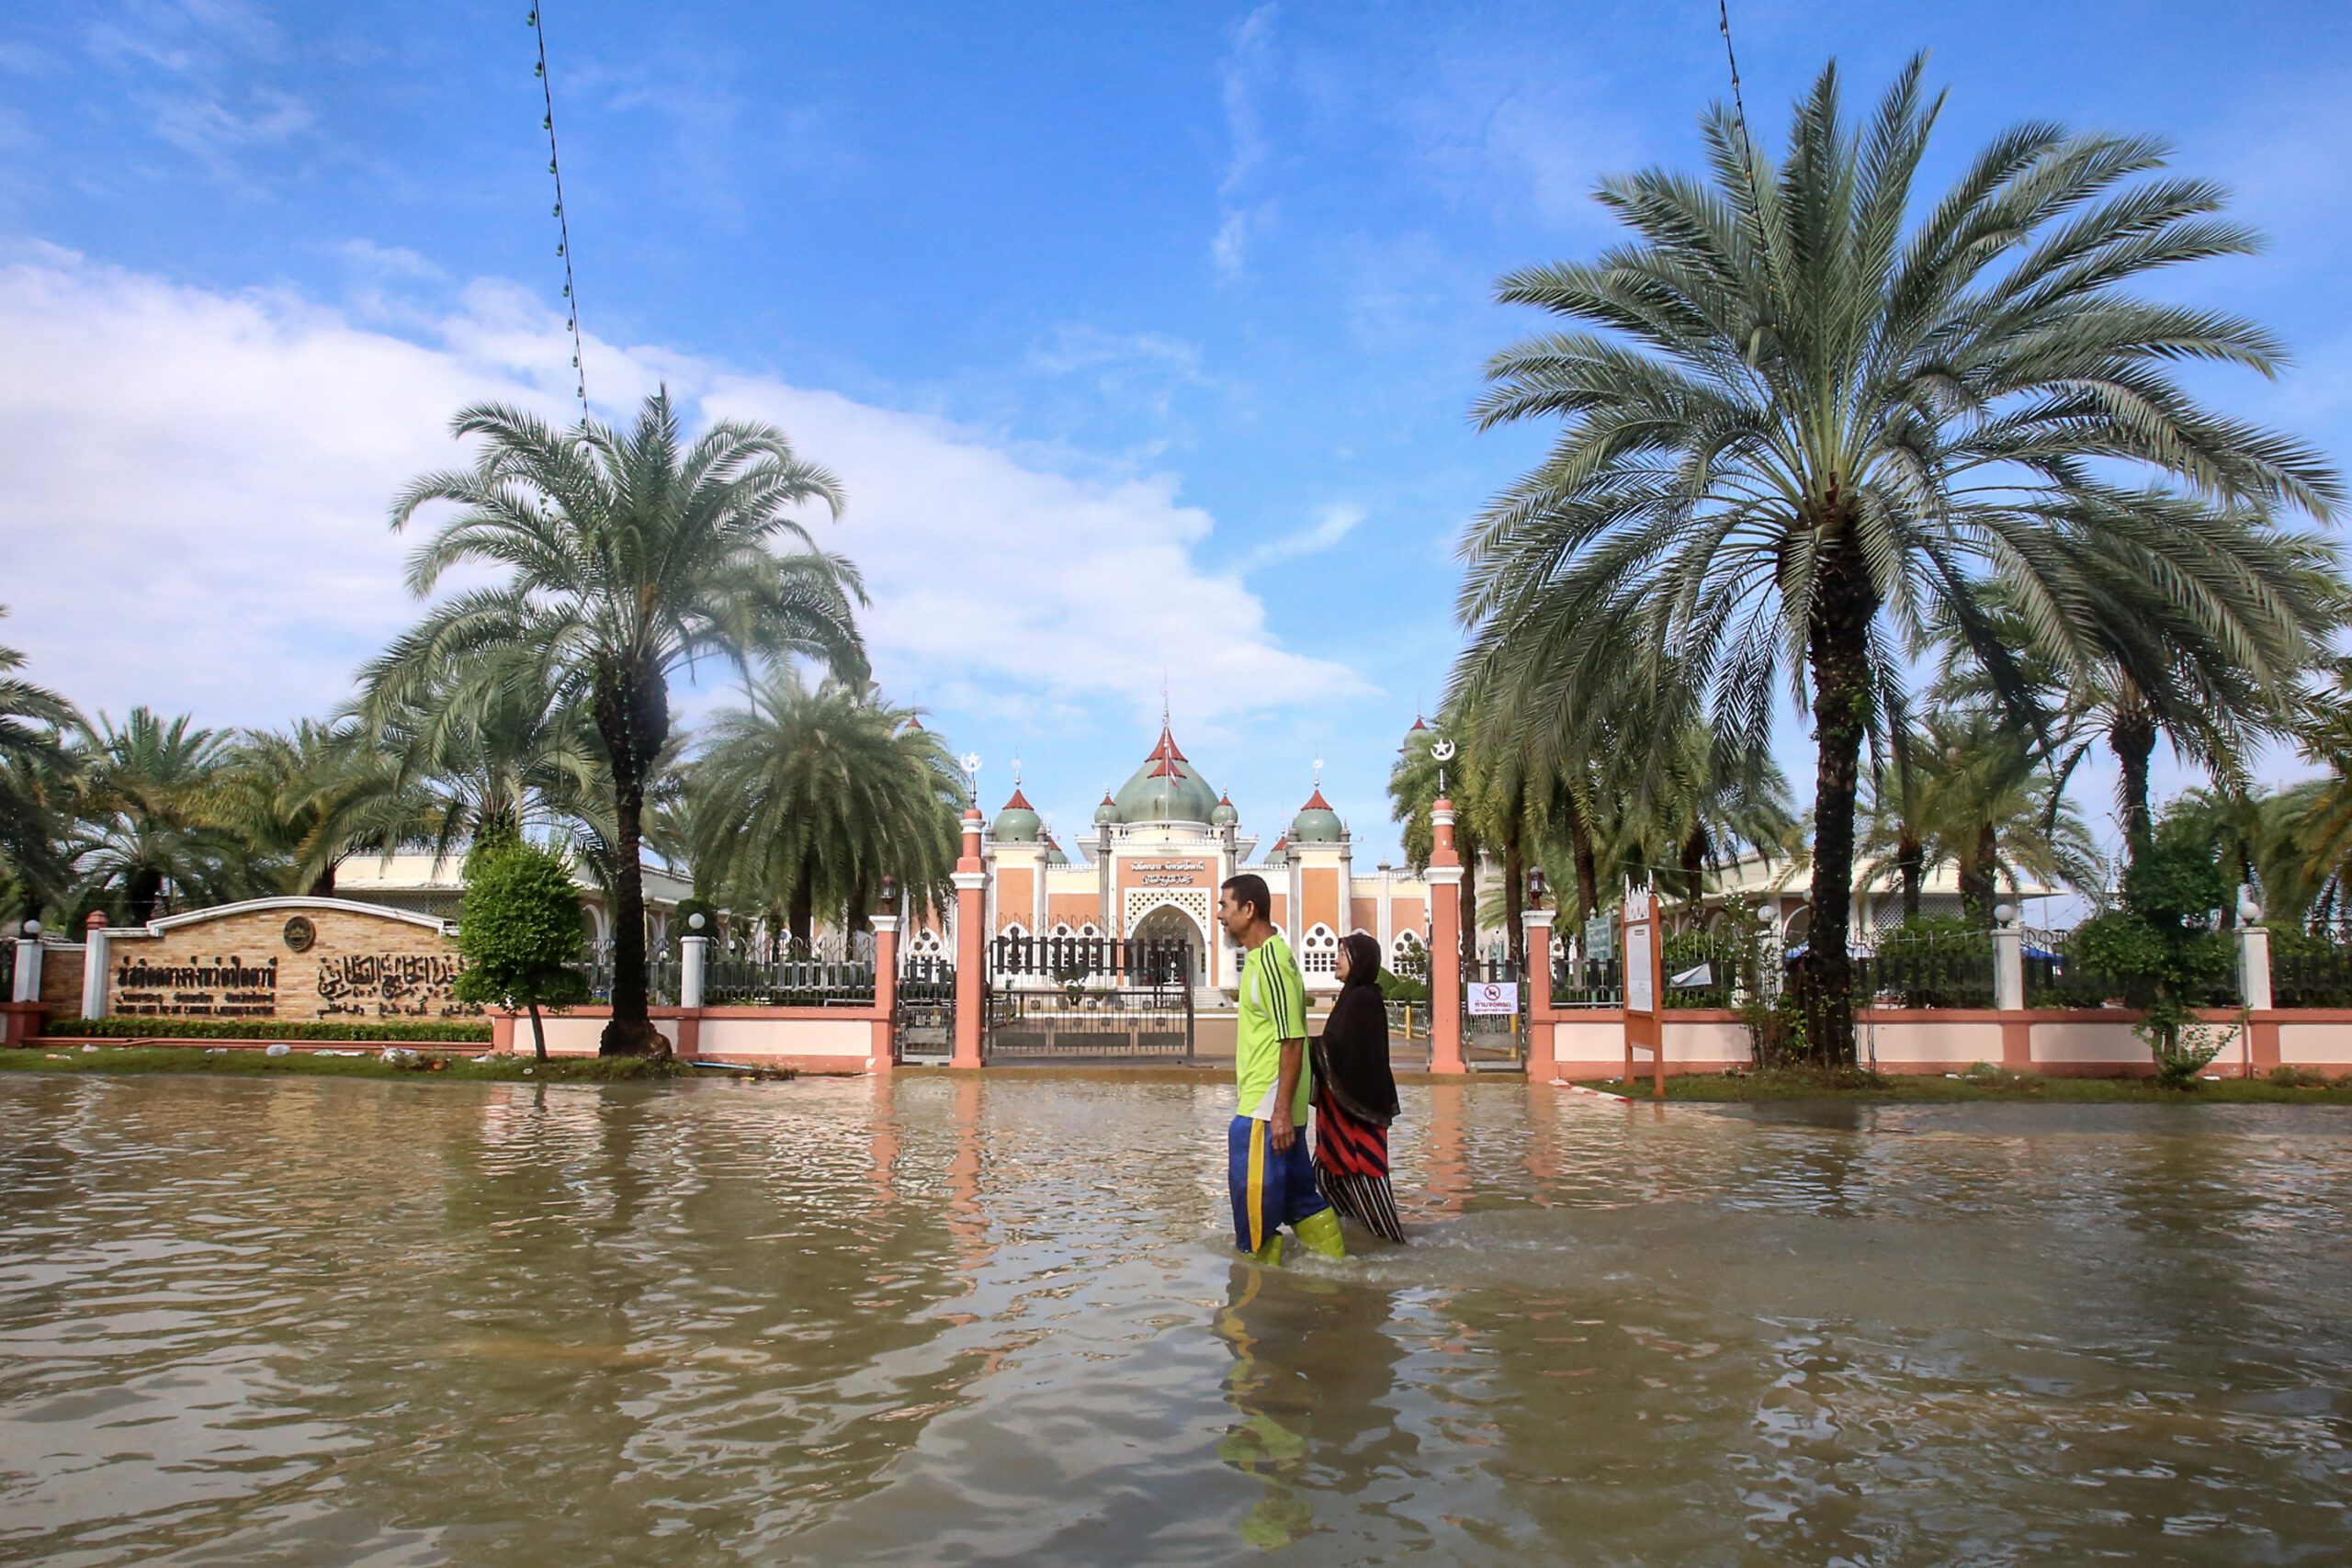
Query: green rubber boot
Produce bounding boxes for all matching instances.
[1252,1235,1285,1266]
[1294,1208,1347,1262]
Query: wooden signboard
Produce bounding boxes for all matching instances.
[1622,886,1666,1095]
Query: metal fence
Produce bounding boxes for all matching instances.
[2268,927,2352,1009]
[1552,953,1623,1008]
[989,933,1190,987]
[1856,928,1995,1010]
[705,953,876,1007]
[575,941,680,1006]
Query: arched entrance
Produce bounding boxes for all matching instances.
[1130,902,1207,986]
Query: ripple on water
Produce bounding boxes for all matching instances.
[2,1074,2350,1565]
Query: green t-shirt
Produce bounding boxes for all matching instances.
[1237,931,1311,1122]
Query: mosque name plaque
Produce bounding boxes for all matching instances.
[1131,859,1209,887]
[114,956,281,1019]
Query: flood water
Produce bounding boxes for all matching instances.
[1,1074,2348,1566]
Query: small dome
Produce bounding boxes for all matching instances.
[1043,831,1069,867]
[1210,792,1238,827]
[1262,835,1288,867]
[1092,789,1118,826]
[992,786,1042,843]
[1291,787,1344,844]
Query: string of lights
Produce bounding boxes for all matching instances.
[527,6,588,420]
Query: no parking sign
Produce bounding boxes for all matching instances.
[1466,981,1519,1016]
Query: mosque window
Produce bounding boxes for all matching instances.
[1301,923,1340,978]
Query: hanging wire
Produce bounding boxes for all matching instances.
[1715,0,1782,335]
[529,6,589,421]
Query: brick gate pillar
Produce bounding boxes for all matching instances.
[870,912,899,1076]
[1429,797,1465,1075]
[952,809,987,1068]
[1523,904,1555,1083]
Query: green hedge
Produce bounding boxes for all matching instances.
[39,1017,494,1043]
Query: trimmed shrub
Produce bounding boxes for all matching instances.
[39,1017,493,1043]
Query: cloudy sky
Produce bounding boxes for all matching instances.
[2,1,2347,863]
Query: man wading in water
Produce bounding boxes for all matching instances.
[1217,874,1345,1265]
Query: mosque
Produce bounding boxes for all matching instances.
[904,717,1453,995]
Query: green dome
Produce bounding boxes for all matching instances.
[1210,793,1238,827]
[1261,836,1288,867]
[1092,791,1119,826]
[1290,787,1344,844]
[991,786,1042,843]
[1106,725,1220,825]
[1043,833,1069,866]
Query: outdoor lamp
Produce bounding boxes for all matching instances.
[1994,902,2016,927]
[18,919,38,937]
[1526,865,1547,908]
[688,912,706,932]
[2239,895,2263,923]
[879,874,899,906]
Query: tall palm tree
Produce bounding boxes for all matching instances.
[1457,57,2338,1060]
[73,708,244,923]
[687,672,959,952]
[209,719,387,896]
[0,614,82,919]
[375,390,865,1054]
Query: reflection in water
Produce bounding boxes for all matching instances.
[1,1077,2349,1564]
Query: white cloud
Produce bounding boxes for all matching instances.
[1237,502,1365,573]
[1212,5,1280,276]
[0,245,1361,738]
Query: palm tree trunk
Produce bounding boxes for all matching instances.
[1897,833,1923,921]
[1568,799,1599,923]
[1458,840,1480,979]
[1679,827,1708,906]
[595,654,670,1057]
[308,863,337,897]
[128,869,162,927]
[788,886,814,954]
[1795,531,1874,1067]
[2111,702,2157,878]
[1959,823,1998,925]
[1503,840,1525,974]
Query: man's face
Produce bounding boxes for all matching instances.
[1217,889,1253,941]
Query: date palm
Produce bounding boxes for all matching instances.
[0,614,81,918]
[687,672,960,953]
[1459,57,2338,1060]
[375,389,865,1054]
[73,707,244,923]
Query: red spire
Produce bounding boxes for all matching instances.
[1002,786,1034,811]
[903,715,924,731]
[1219,791,1233,806]
[1301,787,1332,812]
[1408,714,1429,732]
[1145,722,1188,779]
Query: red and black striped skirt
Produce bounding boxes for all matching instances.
[1312,1089,1406,1243]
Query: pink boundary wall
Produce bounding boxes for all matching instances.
[488,1004,894,1075]
[1526,1005,2352,1081]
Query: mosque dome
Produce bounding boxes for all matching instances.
[1210,792,1238,828]
[1105,723,1220,825]
[991,786,1042,843]
[1291,788,1344,844]
[1043,832,1069,866]
[1262,835,1288,867]
[1092,789,1119,826]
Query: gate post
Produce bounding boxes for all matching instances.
[1523,904,1555,1083]
[1429,798,1465,1075]
[870,912,899,1075]
[952,808,987,1068]
[81,911,109,1020]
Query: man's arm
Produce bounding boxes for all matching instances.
[1272,1038,1306,1151]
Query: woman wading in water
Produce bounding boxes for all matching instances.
[1311,932,1405,1243]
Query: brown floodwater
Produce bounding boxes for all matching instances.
[1,1072,2348,1565]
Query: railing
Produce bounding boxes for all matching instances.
[705,954,876,1007]
[2268,927,2352,1008]
[1553,953,1622,1008]
[989,933,1190,987]
[1856,929,1995,1010]
[1658,931,1774,1009]
[2019,925,2237,1010]
[986,984,1194,1062]
[574,941,680,1006]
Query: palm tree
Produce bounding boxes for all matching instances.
[375,390,865,1054]
[73,707,244,923]
[209,719,387,896]
[687,672,960,952]
[0,614,82,919]
[1457,57,2339,1060]
[1863,710,2101,924]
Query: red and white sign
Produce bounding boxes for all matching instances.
[1467,981,1519,1017]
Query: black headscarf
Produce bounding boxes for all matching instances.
[1313,931,1399,1126]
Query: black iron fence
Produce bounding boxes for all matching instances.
[574,941,680,1006]
[1552,953,1623,1008]
[985,985,1194,1062]
[989,933,1190,987]
[2267,925,2352,1008]
[705,953,876,1007]
[1856,928,1996,1010]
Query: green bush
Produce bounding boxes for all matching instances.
[454,840,590,1061]
[40,1017,494,1043]
[1377,969,1430,1002]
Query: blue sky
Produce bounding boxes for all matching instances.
[2,1,2347,865]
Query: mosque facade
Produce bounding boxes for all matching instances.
[907,719,1451,994]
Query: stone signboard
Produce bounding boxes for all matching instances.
[102,898,476,1022]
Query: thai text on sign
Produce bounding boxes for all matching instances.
[1466,982,1519,1016]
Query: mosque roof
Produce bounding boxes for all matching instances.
[992,785,1042,843]
[1105,723,1220,825]
[1291,786,1344,844]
